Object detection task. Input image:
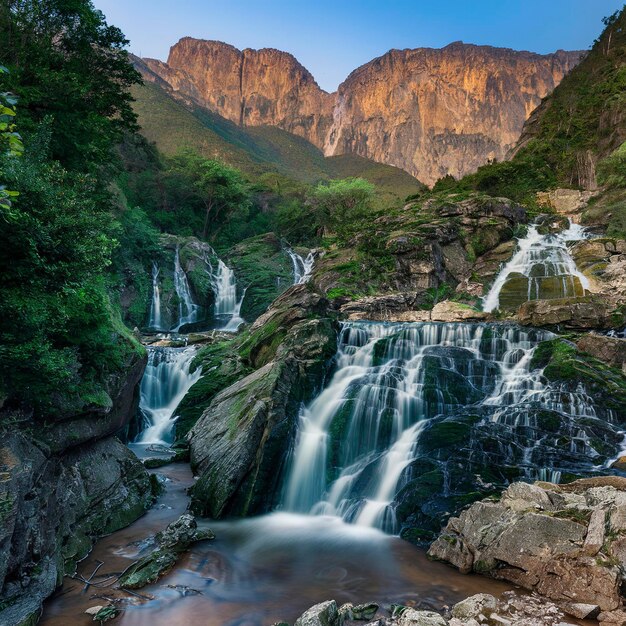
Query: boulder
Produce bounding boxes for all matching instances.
[429,480,626,614]
[295,600,342,626]
[189,288,337,518]
[536,189,597,215]
[117,514,214,589]
[517,295,619,330]
[451,594,497,620]
[397,609,447,626]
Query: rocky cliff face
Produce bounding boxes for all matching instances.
[142,39,581,185]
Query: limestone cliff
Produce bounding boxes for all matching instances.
[142,38,581,186]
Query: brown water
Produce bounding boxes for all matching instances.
[41,462,517,626]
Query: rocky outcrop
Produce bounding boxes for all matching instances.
[140,39,580,186]
[517,295,622,330]
[536,188,598,218]
[578,333,626,372]
[314,194,525,309]
[0,336,152,625]
[0,433,154,626]
[428,479,626,623]
[341,297,490,323]
[188,285,337,517]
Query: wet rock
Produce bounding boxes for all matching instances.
[117,514,214,589]
[397,609,447,626]
[85,604,119,622]
[339,603,379,621]
[294,600,341,626]
[189,287,337,518]
[451,594,498,620]
[429,480,626,614]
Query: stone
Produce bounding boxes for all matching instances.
[536,189,597,215]
[397,609,447,626]
[294,600,341,626]
[582,508,606,556]
[117,515,214,589]
[577,334,626,372]
[598,610,626,625]
[451,594,498,620]
[561,603,600,619]
[429,481,625,614]
[517,296,616,330]
[352,603,379,620]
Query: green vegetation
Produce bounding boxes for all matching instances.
[0,1,146,415]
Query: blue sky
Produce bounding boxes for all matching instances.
[94,0,624,92]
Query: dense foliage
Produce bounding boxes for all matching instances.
[0,1,142,415]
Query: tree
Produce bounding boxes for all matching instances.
[0,0,141,175]
[167,151,251,239]
[307,177,376,239]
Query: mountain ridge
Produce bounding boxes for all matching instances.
[143,38,583,185]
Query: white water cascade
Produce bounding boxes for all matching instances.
[148,262,163,331]
[172,247,201,331]
[482,220,590,312]
[137,346,202,444]
[282,321,603,533]
[212,259,246,332]
[286,248,315,285]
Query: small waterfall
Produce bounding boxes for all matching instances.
[173,247,201,331]
[281,321,603,533]
[482,220,590,312]
[286,248,315,285]
[212,259,245,332]
[137,346,202,444]
[148,262,162,330]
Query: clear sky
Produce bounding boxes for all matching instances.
[94,0,624,92]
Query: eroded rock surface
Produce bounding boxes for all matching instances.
[429,479,626,621]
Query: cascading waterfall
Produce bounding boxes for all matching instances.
[482,220,590,312]
[282,321,604,533]
[137,346,202,444]
[173,247,201,331]
[212,259,246,332]
[286,248,315,285]
[148,262,162,330]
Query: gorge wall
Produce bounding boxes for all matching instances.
[141,38,581,186]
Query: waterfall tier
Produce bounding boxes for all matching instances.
[137,346,202,444]
[286,248,315,285]
[148,262,163,331]
[483,221,590,312]
[282,321,616,534]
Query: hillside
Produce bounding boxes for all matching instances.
[511,8,626,189]
[131,78,424,201]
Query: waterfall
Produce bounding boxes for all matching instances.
[137,346,202,444]
[172,247,201,331]
[212,259,246,332]
[148,262,162,330]
[282,321,602,533]
[482,220,590,312]
[286,248,315,285]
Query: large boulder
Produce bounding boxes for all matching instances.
[517,295,622,330]
[189,286,337,517]
[295,600,342,626]
[429,479,626,617]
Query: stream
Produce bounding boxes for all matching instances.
[41,458,517,626]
